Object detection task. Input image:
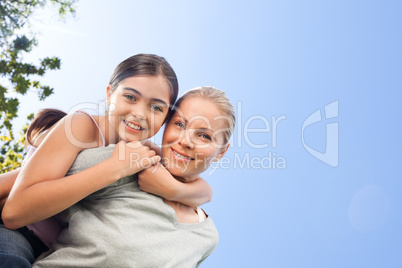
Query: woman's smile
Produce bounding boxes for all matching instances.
[170,147,195,162]
[162,96,228,179]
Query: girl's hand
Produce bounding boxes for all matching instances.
[138,163,213,207]
[137,162,179,200]
[110,140,161,179]
[140,140,162,156]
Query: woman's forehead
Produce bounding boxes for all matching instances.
[174,97,227,130]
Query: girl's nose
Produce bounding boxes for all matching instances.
[131,106,146,120]
[133,113,145,120]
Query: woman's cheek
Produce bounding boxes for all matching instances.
[168,129,180,143]
[205,147,219,163]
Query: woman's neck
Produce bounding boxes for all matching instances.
[163,199,199,223]
[164,199,189,209]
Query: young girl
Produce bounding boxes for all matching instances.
[1,54,212,265]
[30,86,235,267]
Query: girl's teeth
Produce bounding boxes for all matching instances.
[124,120,142,130]
[173,150,192,160]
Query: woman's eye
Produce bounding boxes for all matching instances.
[125,95,136,101]
[150,104,163,112]
[174,121,185,129]
[199,133,212,141]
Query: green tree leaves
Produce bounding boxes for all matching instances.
[0,0,77,173]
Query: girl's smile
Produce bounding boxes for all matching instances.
[123,119,146,132]
[107,75,171,142]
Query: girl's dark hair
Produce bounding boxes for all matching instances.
[26,109,67,146]
[109,54,179,118]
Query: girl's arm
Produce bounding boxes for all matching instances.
[1,123,55,210]
[0,168,20,210]
[138,163,212,207]
[0,127,52,210]
[2,113,160,229]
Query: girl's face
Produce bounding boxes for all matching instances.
[107,75,171,142]
[162,97,229,181]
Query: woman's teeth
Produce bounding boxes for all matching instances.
[124,120,143,130]
[173,150,192,160]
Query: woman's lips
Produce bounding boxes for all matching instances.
[170,147,194,162]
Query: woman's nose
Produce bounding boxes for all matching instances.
[178,130,194,149]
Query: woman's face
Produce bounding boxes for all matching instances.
[107,75,171,142]
[162,96,229,181]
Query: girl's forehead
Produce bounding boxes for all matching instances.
[119,75,171,101]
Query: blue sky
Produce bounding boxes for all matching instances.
[14,0,402,267]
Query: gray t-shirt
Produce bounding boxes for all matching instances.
[34,145,219,268]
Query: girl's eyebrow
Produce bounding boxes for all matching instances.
[123,87,168,107]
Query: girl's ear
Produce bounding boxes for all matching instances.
[106,85,112,106]
[214,142,230,161]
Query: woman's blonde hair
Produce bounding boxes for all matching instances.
[172,86,235,144]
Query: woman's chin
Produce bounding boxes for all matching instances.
[167,168,186,177]
[165,167,193,182]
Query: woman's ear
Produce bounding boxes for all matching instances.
[214,142,230,161]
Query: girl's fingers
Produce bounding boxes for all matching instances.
[148,150,156,157]
[140,140,151,147]
[148,155,161,166]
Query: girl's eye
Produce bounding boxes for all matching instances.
[174,121,185,129]
[125,95,136,101]
[150,104,163,112]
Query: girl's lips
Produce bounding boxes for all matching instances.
[123,119,145,132]
[171,147,194,161]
